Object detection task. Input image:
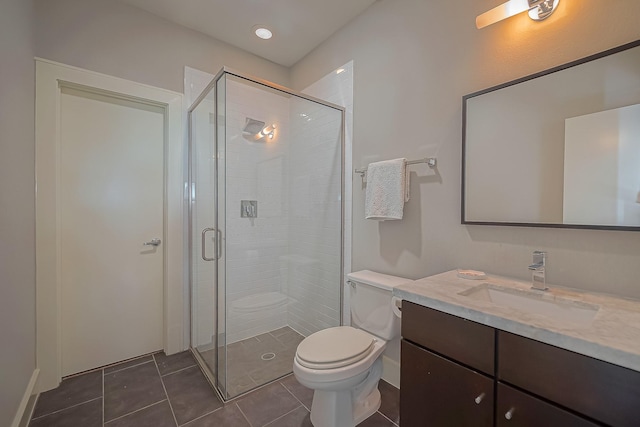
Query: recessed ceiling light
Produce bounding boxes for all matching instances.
[253,26,273,40]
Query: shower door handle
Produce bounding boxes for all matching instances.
[201,227,216,261]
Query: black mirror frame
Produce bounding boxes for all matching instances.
[461,39,640,232]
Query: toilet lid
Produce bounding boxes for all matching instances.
[296,326,375,370]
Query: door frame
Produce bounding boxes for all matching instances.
[35,59,184,392]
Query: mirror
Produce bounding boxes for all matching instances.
[463,40,640,231]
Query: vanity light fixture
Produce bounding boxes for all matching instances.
[253,26,273,40]
[476,0,560,29]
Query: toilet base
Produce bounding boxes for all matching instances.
[309,387,381,427]
[354,388,381,425]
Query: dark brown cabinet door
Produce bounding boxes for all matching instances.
[400,340,494,427]
[496,383,600,427]
[499,331,640,427]
[402,301,495,375]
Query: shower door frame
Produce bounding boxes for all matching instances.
[188,66,346,400]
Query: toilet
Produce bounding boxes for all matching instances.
[293,270,410,427]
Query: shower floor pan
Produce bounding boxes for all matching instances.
[198,325,304,398]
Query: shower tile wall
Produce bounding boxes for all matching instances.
[288,61,353,335]
[224,79,291,344]
[301,62,354,330]
[285,93,345,337]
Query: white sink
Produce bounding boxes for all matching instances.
[459,283,599,326]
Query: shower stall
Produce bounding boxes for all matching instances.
[189,68,344,400]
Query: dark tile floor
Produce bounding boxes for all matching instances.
[198,326,305,398]
[29,350,400,427]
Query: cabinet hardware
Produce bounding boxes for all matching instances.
[474,392,486,404]
[505,408,515,420]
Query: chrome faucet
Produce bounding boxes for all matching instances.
[528,251,547,291]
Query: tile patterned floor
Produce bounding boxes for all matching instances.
[198,326,305,398]
[29,350,400,427]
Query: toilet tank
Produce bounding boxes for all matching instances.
[347,270,412,340]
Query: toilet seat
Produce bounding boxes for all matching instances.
[296,326,375,370]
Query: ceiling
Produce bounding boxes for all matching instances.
[118,0,377,67]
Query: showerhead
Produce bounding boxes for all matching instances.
[243,118,266,135]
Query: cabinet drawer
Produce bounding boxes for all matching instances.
[498,331,640,427]
[402,301,495,375]
[400,340,494,427]
[496,383,599,427]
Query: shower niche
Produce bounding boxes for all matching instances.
[189,69,344,399]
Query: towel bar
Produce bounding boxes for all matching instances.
[354,157,437,178]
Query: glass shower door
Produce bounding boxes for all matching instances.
[216,73,300,399]
[189,82,217,385]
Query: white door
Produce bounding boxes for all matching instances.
[59,86,164,376]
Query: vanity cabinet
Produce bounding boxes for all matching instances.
[400,301,495,426]
[496,383,599,427]
[400,301,640,427]
[401,299,495,375]
[499,331,640,427]
[401,340,494,426]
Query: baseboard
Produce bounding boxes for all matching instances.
[12,368,39,427]
[381,355,400,389]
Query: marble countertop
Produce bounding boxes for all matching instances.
[394,270,640,373]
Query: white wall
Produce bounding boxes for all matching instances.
[0,0,36,424]
[34,0,290,92]
[290,0,640,299]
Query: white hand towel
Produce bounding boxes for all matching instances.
[365,158,408,220]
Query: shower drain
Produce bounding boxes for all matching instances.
[261,352,276,361]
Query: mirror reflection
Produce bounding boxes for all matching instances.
[463,41,640,229]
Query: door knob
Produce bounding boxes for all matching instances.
[143,238,162,247]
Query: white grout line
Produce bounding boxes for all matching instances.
[262,405,304,427]
[159,363,197,378]
[279,380,310,412]
[178,405,225,426]
[377,410,399,426]
[103,399,168,425]
[153,356,180,426]
[235,402,254,427]
[29,397,103,421]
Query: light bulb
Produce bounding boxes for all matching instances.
[476,0,529,29]
[254,27,272,40]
